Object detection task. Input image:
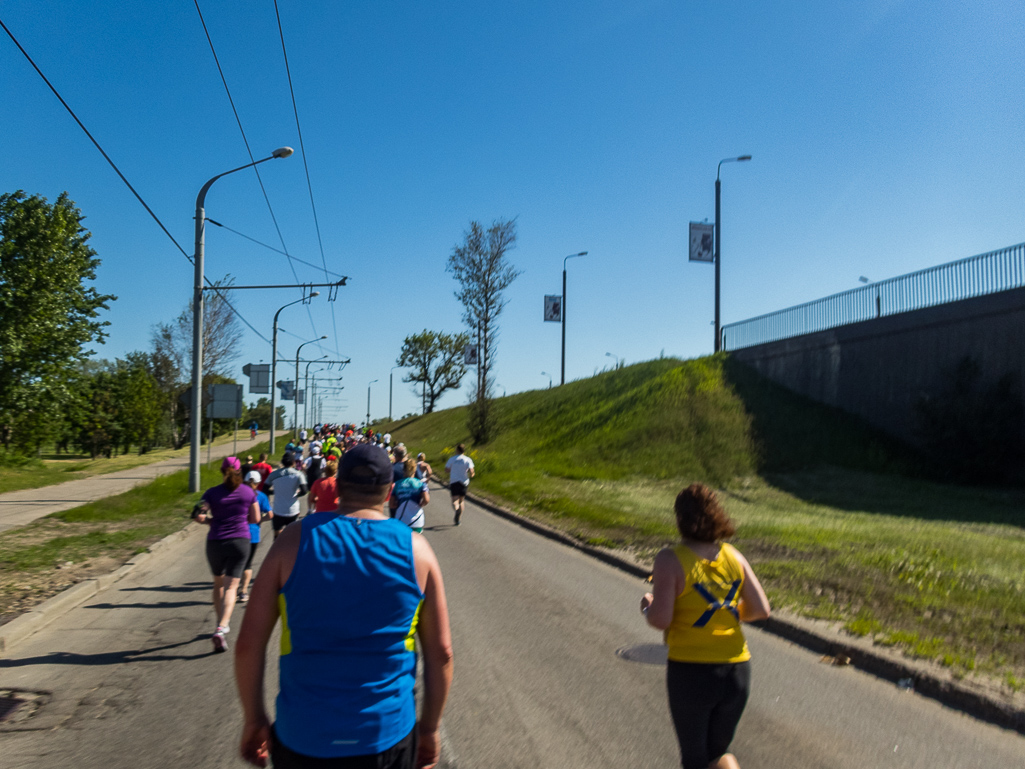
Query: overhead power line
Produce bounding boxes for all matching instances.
[204,218,346,278]
[272,0,342,359]
[0,15,270,345]
[192,0,325,353]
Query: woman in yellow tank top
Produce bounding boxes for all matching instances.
[640,484,771,769]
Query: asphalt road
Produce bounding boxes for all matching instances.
[0,483,1022,767]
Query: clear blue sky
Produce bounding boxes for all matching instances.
[3,1,1023,425]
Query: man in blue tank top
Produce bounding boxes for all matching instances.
[234,444,454,769]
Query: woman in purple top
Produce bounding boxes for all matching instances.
[196,456,259,653]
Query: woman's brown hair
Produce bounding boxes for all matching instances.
[324,459,339,479]
[222,467,242,491]
[674,483,736,542]
[403,457,417,478]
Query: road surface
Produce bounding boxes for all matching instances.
[0,483,1021,767]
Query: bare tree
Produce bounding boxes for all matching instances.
[446,219,520,442]
[150,276,243,447]
[397,330,469,413]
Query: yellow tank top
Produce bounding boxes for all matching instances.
[665,542,750,664]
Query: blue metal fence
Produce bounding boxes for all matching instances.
[721,242,1025,350]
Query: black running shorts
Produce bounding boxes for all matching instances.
[270,725,416,769]
[272,514,299,532]
[449,482,467,498]
[205,537,250,579]
[666,660,751,768]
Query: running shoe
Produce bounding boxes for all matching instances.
[237,591,249,603]
[212,629,228,653]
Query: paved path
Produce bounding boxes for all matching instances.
[0,432,286,533]
[0,485,1021,767]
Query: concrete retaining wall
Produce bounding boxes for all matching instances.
[729,286,1025,446]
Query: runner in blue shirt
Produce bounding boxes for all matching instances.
[239,471,272,603]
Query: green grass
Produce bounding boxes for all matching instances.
[0,430,273,495]
[0,438,274,622]
[385,355,1025,685]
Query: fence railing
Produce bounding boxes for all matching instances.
[722,242,1025,351]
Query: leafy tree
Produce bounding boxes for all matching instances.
[0,191,115,451]
[245,397,285,432]
[446,219,520,442]
[397,330,469,413]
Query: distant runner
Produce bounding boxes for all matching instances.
[390,457,430,533]
[444,444,474,526]
[264,452,308,539]
[238,470,272,604]
[194,457,260,653]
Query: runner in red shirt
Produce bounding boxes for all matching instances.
[251,453,274,491]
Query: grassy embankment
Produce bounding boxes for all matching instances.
[0,430,273,495]
[385,356,1025,690]
[0,440,272,624]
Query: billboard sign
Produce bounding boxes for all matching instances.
[544,295,562,322]
[689,222,714,262]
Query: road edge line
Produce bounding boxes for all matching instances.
[439,479,1025,736]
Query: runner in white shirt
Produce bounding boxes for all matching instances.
[444,443,475,526]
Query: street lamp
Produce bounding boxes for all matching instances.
[561,251,588,385]
[270,292,318,456]
[189,146,293,492]
[541,371,552,389]
[367,379,378,428]
[295,336,327,437]
[714,155,751,353]
[605,352,622,370]
[304,355,329,428]
[389,365,401,421]
[860,276,881,317]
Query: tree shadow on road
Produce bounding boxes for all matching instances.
[83,601,208,610]
[119,582,211,594]
[0,636,216,668]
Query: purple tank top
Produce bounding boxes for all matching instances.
[202,483,256,540]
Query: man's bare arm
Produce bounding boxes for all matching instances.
[413,536,453,768]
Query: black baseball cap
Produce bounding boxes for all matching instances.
[338,444,393,485]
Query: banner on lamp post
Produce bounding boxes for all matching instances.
[463,343,479,366]
[543,295,562,322]
[689,222,714,262]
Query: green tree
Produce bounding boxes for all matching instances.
[446,218,520,442]
[245,397,285,432]
[397,330,469,413]
[0,191,115,451]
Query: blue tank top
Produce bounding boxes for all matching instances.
[275,514,424,757]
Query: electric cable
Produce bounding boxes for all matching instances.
[205,218,346,277]
[0,15,270,346]
[272,0,342,358]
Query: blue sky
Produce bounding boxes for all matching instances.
[3,1,1023,425]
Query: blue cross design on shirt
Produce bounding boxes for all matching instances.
[691,581,741,627]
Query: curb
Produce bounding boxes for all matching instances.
[0,523,198,654]
[439,479,1025,736]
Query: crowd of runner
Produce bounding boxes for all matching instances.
[195,422,766,769]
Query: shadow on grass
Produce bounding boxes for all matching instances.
[765,468,1025,529]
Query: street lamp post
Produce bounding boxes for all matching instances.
[270,292,317,457]
[541,371,551,389]
[304,356,328,428]
[367,379,378,428]
[561,251,588,386]
[389,365,401,421]
[714,155,751,353]
[189,146,293,492]
[605,352,622,370]
[294,337,327,438]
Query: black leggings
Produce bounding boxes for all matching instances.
[666,660,750,768]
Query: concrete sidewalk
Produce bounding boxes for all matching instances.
[0,431,286,533]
